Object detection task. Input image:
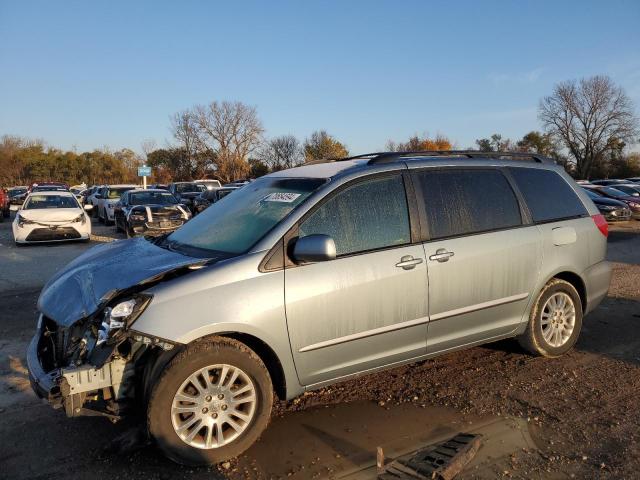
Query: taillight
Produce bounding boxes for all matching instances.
[591,214,608,238]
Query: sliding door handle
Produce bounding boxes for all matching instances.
[429,249,454,263]
[395,255,424,270]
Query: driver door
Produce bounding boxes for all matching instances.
[284,173,429,386]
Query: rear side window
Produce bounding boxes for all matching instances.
[414,169,522,239]
[508,168,587,223]
[299,175,411,256]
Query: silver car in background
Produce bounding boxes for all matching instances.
[27,151,611,465]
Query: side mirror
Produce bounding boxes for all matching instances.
[84,204,94,211]
[292,234,336,263]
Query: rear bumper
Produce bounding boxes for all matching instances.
[583,260,612,315]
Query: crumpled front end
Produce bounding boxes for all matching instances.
[27,296,178,420]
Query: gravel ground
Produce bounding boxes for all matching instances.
[1,215,639,479]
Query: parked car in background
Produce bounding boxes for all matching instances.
[13,191,92,243]
[8,186,28,205]
[0,188,10,222]
[150,184,169,190]
[224,180,251,188]
[193,186,238,214]
[85,185,104,212]
[27,151,611,465]
[31,184,69,193]
[69,187,87,205]
[114,189,191,238]
[582,185,640,219]
[590,179,635,186]
[28,181,69,192]
[193,179,222,190]
[608,183,640,198]
[582,188,631,222]
[95,184,138,225]
[168,182,206,212]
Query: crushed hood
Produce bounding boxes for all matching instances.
[38,238,205,326]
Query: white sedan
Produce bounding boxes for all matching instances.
[13,191,93,244]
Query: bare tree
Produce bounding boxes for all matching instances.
[303,130,349,162]
[193,101,264,182]
[170,110,204,177]
[260,135,303,171]
[539,75,639,178]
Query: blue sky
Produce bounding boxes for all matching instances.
[1,0,639,154]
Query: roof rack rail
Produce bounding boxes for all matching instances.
[365,150,555,165]
[303,150,556,166]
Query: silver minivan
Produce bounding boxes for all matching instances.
[27,151,611,465]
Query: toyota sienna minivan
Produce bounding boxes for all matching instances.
[28,151,611,465]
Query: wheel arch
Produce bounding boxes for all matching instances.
[549,270,587,312]
[217,332,287,400]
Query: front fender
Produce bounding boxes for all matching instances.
[131,252,303,399]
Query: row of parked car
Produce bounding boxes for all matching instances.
[576,177,640,222]
[82,181,243,237]
[5,179,245,243]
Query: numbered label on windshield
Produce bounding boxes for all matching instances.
[262,192,301,203]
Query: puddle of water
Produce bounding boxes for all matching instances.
[239,400,535,479]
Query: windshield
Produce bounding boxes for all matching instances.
[176,183,205,193]
[130,191,178,205]
[166,177,326,256]
[108,187,135,199]
[24,195,79,209]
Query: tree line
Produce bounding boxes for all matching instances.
[1,75,638,187]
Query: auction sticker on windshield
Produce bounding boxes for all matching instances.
[262,192,301,203]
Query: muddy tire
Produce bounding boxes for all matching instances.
[518,278,583,357]
[147,337,273,466]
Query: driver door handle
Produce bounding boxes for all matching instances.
[429,248,455,263]
[395,255,424,270]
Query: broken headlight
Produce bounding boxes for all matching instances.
[97,296,151,346]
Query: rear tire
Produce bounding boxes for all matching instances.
[147,337,273,466]
[518,278,583,357]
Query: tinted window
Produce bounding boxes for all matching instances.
[415,169,521,239]
[299,175,411,256]
[508,168,587,222]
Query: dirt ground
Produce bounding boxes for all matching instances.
[1,215,639,479]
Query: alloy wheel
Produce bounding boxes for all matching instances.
[171,364,257,449]
[540,292,576,348]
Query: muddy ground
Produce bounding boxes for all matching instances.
[1,215,639,479]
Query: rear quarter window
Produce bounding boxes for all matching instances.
[508,168,588,223]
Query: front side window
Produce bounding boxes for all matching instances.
[415,169,522,239]
[508,168,588,223]
[166,177,326,257]
[299,175,411,256]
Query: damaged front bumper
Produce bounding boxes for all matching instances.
[27,311,177,421]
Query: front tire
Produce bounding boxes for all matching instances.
[147,337,273,466]
[518,278,583,357]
